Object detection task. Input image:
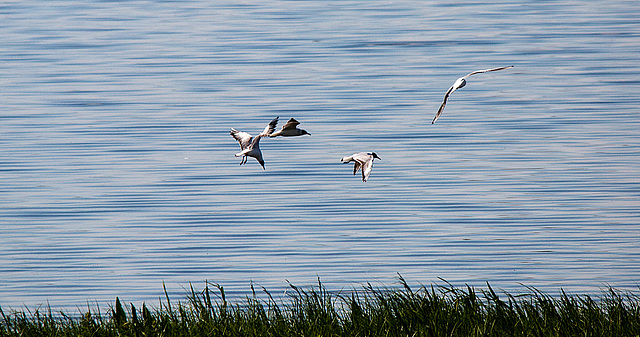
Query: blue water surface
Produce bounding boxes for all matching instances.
[1,0,639,310]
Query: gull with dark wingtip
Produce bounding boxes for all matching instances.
[340,152,381,182]
[269,118,310,137]
[230,116,279,169]
[432,65,514,124]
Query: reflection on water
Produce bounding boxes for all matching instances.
[1,1,639,310]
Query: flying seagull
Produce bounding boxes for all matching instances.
[432,65,514,124]
[269,118,310,137]
[230,116,279,169]
[340,152,381,182]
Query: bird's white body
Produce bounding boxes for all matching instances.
[451,77,467,92]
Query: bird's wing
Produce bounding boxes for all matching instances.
[281,118,300,130]
[360,158,374,182]
[230,128,252,149]
[353,162,362,175]
[251,133,263,147]
[268,130,282,138]
[464,65,514,78]
[260,116,279,136]
[432,85,454,124]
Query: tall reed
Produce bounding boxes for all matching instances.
[1,277,639,336]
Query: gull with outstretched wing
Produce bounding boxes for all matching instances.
[432,65,514,124]
[230,116,279,169]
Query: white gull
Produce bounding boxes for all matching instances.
[269,118,310,137]
[432,65,514,124]
[340,152,381,182]
[230,116,279,169]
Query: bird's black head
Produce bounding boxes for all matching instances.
[371,152,381,160]
[301,129,310,135]
[259,160,266,170]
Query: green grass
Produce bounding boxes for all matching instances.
[1,276,639,336]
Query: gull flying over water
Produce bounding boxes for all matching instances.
[269,118,310,137]
[230,116,279,169]
[340,152,381,182]
[432,65,514,124]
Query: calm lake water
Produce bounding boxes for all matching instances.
[1,0,639,311]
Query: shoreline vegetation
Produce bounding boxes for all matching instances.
[1,277,639,336]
